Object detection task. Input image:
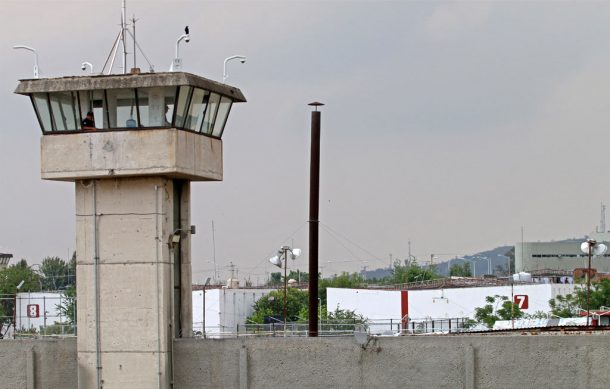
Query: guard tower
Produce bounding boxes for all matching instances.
[0,253,12,270]
[15,72,246,388]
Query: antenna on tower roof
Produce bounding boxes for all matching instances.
[100,0,155,75]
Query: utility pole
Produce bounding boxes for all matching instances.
[308,102,323,337]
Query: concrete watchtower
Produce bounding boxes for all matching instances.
[15,72,246,388]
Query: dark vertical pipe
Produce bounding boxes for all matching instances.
[308,102,323,337]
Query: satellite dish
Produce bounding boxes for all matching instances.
[581,242,591,254]
[269,255,282,268]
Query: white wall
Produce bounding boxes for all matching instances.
[192,288,274,336]
[15,292,65,331]
[407,284,573,319]
[327,283,576,323]
[327,288,402,320]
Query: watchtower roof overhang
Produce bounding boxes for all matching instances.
[14,71,246,102]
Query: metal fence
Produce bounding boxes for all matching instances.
[0,294,75,339]
[193,318,474,339]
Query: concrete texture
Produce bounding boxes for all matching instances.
[75,177,190,389]
[0,339,77,389]
[2,334,610,388]
[41,129,223,181]
[173,333,610,389]
[14,72,247,102]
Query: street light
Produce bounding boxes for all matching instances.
[13,45,39,78]
[580,239,607,326]
[269,245,301,333]
[473,256,491,275]
[223,55,246,82]
[13,280,25,339]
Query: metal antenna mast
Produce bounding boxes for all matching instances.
[101,0,155,74]
[600,203,606,233]
[211,221,218,282]
[121,0,127,73]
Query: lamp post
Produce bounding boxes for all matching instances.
[170,26,190,71]
[202,277,211,339]
[13,45,39,78]
[473,256,491,275]
[223,55,246,82]
[12,280,24,339]
[269,246,301,334]
[580,239,607,326]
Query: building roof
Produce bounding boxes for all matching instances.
[14,72,246,102]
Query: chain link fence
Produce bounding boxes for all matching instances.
[0,294,75,339]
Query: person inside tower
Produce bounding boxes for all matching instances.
[81,111,96,131]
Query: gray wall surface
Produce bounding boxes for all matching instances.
[2,334,610,389]
[174,334,610,389]
[0,338,77,389]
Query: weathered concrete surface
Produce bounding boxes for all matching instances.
[15,72,247,102]
[41,129,223,181]
[2,334,610,388]
[75,177,186,389]
[173,333,610,389]
[0,339,77,389]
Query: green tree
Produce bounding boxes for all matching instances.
[0,260,41,322]
[267,270,309,287]
[449,263,472,277]
[319,272,364,305]
[288,270,308,283]
[388,261,437,284]
[548,293,581,318]
[57,284,76,325]
[548,279,610,317]
[267,272,282,286]
[474,295,523,328]
[247,288,308,324]
[40,256,73,290]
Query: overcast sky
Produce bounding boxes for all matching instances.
[2,0,610,284]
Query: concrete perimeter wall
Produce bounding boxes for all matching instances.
[0,338,76,389]
[2,334,610,388]
[174,334,610,389]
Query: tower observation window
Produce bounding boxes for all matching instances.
[30,85,233,138]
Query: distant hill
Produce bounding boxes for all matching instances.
[360,238,589,279]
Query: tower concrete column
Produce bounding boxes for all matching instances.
[76,177,178,388]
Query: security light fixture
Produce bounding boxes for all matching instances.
[268,245,301,333]
[223,55,246,82]
[269,255,282,268]
[170,26,190,72]
[580,239,607,325]
[81,62,94,74]
[13,45,39,78]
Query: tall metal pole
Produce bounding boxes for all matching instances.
[308,102,323,337]
[587,244,592,326]
[283,248,288,334]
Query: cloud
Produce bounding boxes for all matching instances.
[424,1,493,41]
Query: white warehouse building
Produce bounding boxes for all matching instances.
[14,292,68,332]
[192,288,275,337]
[328,283,575,333]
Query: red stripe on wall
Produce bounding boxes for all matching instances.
[401,290,408,325]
